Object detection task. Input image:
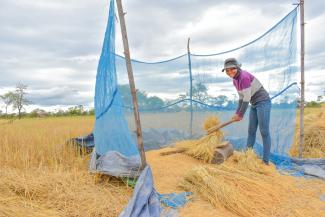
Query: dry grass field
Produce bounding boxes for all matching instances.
[0,105,324,216]
[290,104,325,158]
[0,117,131,217]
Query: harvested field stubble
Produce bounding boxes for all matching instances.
[181,150,325,217]
[0,117,131,217]
[291,107,325,158]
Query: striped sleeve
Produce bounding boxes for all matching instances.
[236,77,252,117]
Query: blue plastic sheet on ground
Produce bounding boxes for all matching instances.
[89,149,141,178]
[72,133,94,148]
[120,166,191,217]
[119,166,161,217]
[157,192,193,209]
[74,132,325,179]
[72,128,190,152]
[228,137,325,178]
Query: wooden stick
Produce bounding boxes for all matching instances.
[160,149,186,156]
[116,0,147,169]
[187,38,193,137]
[160,141,230,156]
[206,120,236,135]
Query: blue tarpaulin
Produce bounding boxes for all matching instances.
[89,1,324,216]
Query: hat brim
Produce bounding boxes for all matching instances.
[222,64,237,72]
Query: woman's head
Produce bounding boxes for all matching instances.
[222,58,241,78]
[225,67,238,78]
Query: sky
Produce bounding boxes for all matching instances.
[0,0,324,112]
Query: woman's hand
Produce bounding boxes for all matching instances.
[231,114,243,122]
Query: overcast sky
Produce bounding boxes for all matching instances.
[0,0,324,111]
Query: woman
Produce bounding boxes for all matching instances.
[222,58,272,165]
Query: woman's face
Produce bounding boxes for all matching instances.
[226,67,237,78]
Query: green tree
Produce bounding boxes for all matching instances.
[29,108,48,118]
[88,108,95,115]
[306,101,321,108]
[11,83,31,119]
[68,106,83,115]
[0,91,15,116]
[192,82,208,102]
[118,84,132,106]
[54,109,65,117]
[118,85,165,110]
[214,95,228,107]
[119,84,148,107]
[177,94,188,110]
[145,96,164,110]
[136,90,148,108]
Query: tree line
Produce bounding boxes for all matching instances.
[1,83,323,118]
[0,83,30,119]
[0,82,235,118]
[0,83,94,118]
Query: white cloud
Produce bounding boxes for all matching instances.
[0,0,324,110]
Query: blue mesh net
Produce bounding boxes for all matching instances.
[114,7,300,162]
[92,2,311,174]
[94,0,139,157]
[91,3,324,215]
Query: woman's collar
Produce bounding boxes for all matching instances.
[233,69,241,80]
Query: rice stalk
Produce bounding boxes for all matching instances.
[175,116,224,163]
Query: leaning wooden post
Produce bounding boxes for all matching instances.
[116,0,147,169]
[299,0,305,158]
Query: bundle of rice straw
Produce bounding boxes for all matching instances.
[175,116,224,163]
[181,150,325,217]
[291,109,325,158]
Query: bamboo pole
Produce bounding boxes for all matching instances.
[116,0,147,169]
[187,38,193,137]
[299,0,305,158]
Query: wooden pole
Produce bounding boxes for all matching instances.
[207,120,236,135]
[187,38,193,137]
[299,0,305,158]
[116,0,147,169]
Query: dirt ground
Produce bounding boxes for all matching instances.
[146,147,237,217]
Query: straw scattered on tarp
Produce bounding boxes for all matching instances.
[181,150,325,217]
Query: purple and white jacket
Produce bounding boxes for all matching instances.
[233,69,270,117]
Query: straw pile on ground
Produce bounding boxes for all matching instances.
[175,116,224,163]
[0,117,131,217]
[291,106,325,158]
[181,149,325,217]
